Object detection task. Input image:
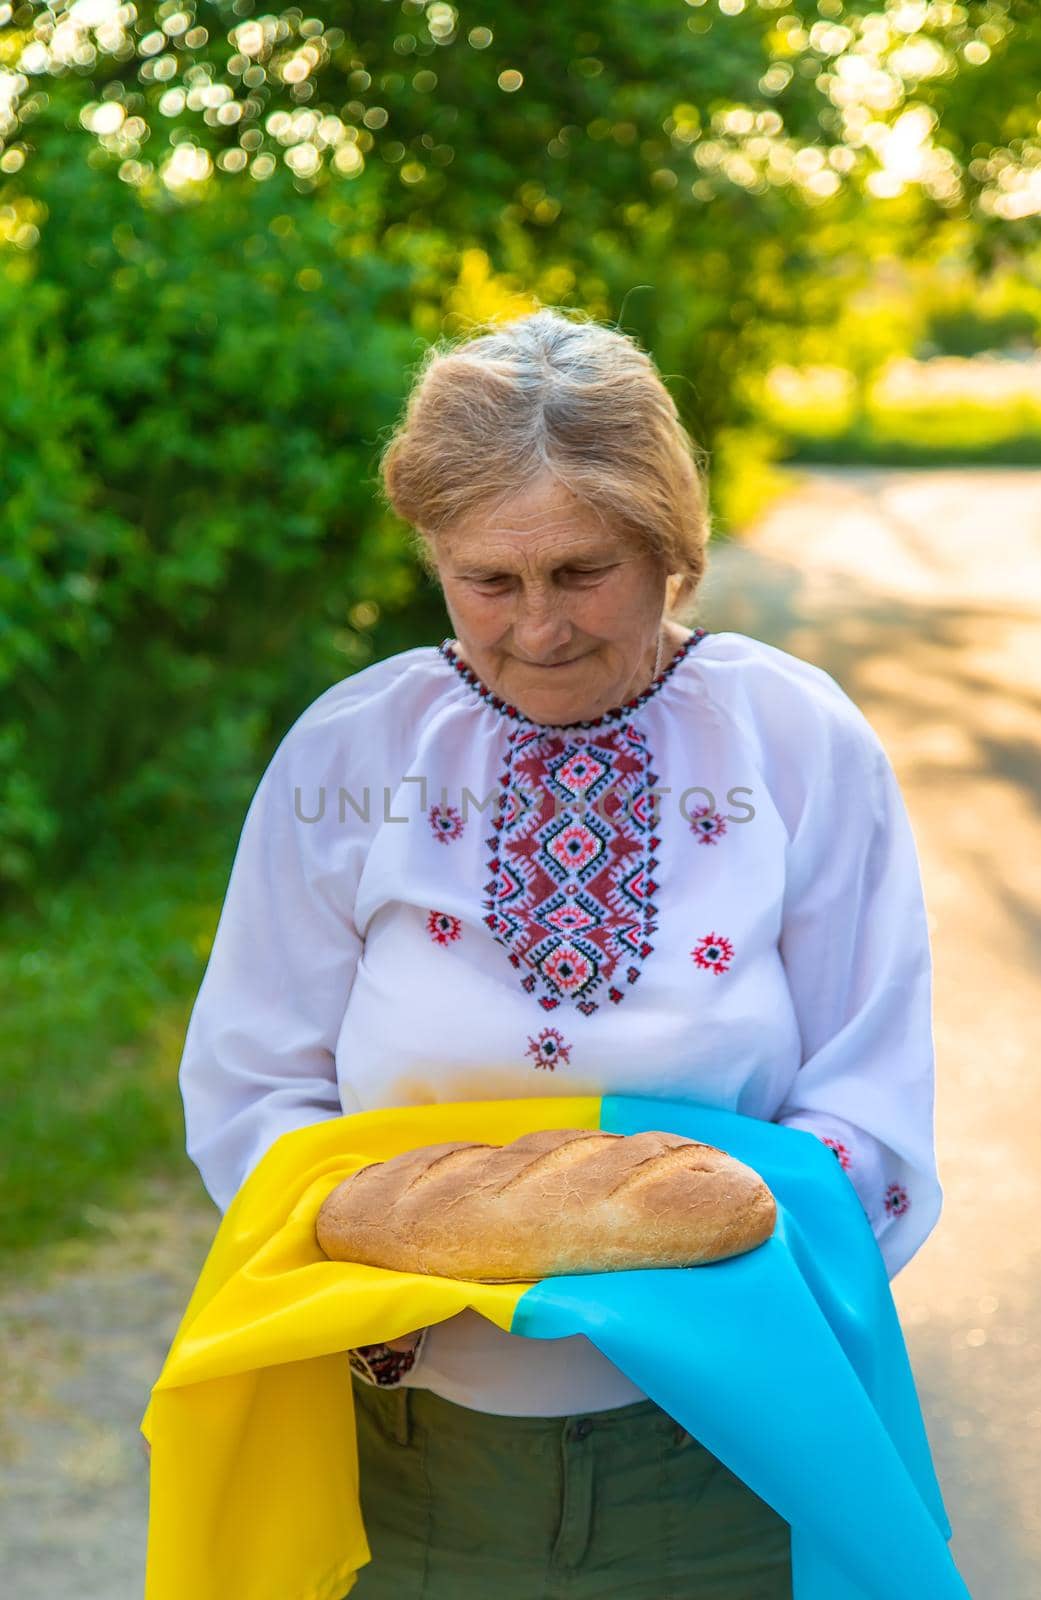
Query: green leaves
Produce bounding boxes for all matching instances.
[0,154,446,895]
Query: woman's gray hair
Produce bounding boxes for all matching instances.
[377,306,713,621]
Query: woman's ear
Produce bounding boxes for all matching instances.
[665,570,700,621]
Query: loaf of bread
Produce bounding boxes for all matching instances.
[315,1127,776,1282]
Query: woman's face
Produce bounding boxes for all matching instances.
[431,473,670,726]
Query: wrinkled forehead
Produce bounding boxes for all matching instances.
[435,488,637,569]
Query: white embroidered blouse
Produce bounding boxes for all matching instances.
[178,628,943,1416]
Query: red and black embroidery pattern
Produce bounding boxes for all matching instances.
[438,629,708,732]
[525,1026,572,1069]
[485,720,663,1014]
[348,1335,425,1388]
[822,1136,852,1171]
[429,802,464,844]
[689,806,727,845]
[427,910,462,944]
[691,932,734,974]
[884,1182,910,1217]
[436,629,712,1014]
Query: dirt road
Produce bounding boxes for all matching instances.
[2,465,1038,1598]
[698,464,1041,1600]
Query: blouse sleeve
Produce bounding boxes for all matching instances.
[771,704,943,1280]
[178,724,364,1214]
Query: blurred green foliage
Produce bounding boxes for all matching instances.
[920,275,1041,358]
[780,400,1041,465]
[0,171,456,894]
[752,261,1041,459]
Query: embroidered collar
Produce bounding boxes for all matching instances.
[436,627,709,732]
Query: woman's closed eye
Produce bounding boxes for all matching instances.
[562,565,617,584]
[469,575,514,594]
[470,566,617,593]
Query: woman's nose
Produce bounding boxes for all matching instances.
[512,613,573,661]
[508,589,572,655]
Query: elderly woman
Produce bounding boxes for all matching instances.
[177,308,942,1599]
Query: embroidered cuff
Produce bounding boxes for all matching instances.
[775,1110,893,1236]
[348,1326,428,1388]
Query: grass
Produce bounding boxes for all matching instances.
[756,356,1041,466]
[0,840,231,1277]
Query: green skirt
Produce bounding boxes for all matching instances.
[347,1374,793,1599]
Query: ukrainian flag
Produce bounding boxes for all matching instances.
[140,1095,969,1600]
